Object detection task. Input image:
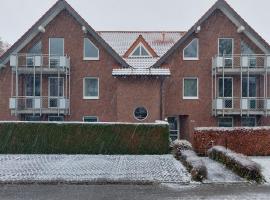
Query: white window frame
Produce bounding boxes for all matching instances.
[48,77,65,108]
[183,77,199,100]
[133,106,148,121]
[241,116,256,127]
[83,116,99,122]
[129,43,152,58]
[83,77,99,100]
[218,77,233,109]
[83,38,99,61]
[218,38,234,67]
[218,117,233,127]
[183,38,199,60]
[49,38,64,68]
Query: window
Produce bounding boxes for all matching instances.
[183,38,198,60]
[168,117,179,141]
[130,43,151,57]
[241,41,256,67]
[218,117,233,127]
[83,116,98,122]
[242,77,256,109]
[218,38,233,67]
[49,38,64,67]
[84,38,99,60]
[25,75,41,108]
[218,77,233,108]
[241,117,256,127]
[27,41,42,67]
[83,77,99,99]
[25,115,41,121]
[134,107,148,121]
[183,78,198,99]
[49,77,64,108]
[48,115,64,121]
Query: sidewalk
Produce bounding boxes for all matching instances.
[0,155,191,184]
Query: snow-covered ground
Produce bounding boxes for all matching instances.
[251,157,270,183]
[0,155,191,184]
[201,157,246,183]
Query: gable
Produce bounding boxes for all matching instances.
[123,35,158,58]
[0,0,128,68]
[153,0,270,68]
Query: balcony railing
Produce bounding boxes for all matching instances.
[213,97,270,115]
[9,96,70,115]
[212,54,270,71]
[10,54,70,74]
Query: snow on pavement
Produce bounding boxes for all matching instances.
[0,155,191,184]
[201,157,246,183]
[251,157,270,183]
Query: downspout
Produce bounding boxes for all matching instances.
[160,77,164,120]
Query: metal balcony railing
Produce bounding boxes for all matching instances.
[212,54,270,70]
[10,54,70,73]
[213,97,270,115]
[9,96,70,115]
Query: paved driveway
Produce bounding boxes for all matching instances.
[0,155,190,184]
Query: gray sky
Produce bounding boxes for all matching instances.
[0,0,270,45]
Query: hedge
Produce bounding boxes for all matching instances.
[171,140,207,181]
[208,146,264,183]
[0,122,169,154]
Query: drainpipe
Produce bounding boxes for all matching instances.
[160,77,165,120]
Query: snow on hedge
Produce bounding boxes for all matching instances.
[208,146,264,183]
[171,140,207,181]
[195,126,270,133]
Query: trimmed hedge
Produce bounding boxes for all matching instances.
[208,146,264,183]
[0,122,169,154]
[171,140,207,181]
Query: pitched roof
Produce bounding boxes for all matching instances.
[98,31,183,68]
[152,0,270,68]
[0,0,129,68]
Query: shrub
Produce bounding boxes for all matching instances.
[0,122,169,154]
[208,146,264,183]
[171,140,207,181]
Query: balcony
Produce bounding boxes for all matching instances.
[10,54,70,74]
[213,97,270,116]
[9,96,70,115]
[212,54,270,75]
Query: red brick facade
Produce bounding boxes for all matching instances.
[0,0,269,142]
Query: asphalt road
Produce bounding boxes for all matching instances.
[0,183,269,200]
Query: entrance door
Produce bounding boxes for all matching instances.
[167,117,179,141]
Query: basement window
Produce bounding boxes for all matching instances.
[218,117,233,127]
[183,38,199,60]
[84,38,99,60]
[134,107,148,121]
[241,117,256,127]
[83,116,99,122]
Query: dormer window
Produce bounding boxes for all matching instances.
[84,38,99,60]
[129,43,151,58]
[183,38,199,60]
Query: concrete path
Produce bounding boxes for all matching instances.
[251,157,270,183]
[0,155,191,184]
[201,157,246,183]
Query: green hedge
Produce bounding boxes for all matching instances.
[0,122,169,154]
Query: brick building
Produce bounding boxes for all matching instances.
[0,0,270,140]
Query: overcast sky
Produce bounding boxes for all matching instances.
[0,0,269,45]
